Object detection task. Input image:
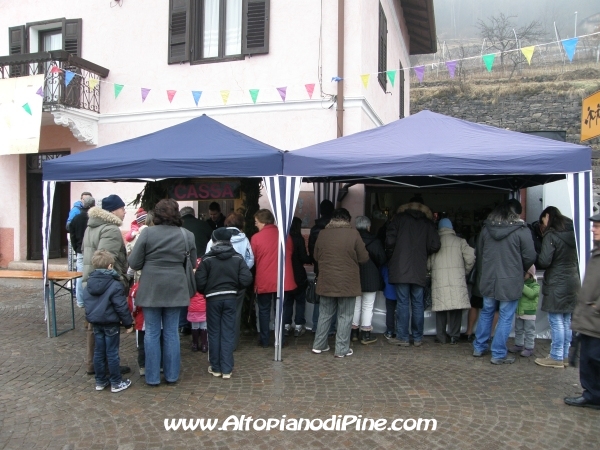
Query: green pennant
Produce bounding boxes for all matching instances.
[22,103,32,115]
[114,84,124,99]
[249,89,259,104]
[482,54,495,72]
[386,70,396,87]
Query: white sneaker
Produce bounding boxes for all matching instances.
[208,366,222,377]
[111,379,131,393]
[335,348,354,358]
[311,346,330,354]
[222,373,232,379]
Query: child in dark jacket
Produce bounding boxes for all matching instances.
[84,249,133,393]
[195,228,253,379]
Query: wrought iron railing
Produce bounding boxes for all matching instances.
[0,50,109,113]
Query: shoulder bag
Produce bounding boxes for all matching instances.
[180,228,197,297]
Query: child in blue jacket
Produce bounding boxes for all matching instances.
[84,249,133,393]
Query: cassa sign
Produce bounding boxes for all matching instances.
[169,181,240,200]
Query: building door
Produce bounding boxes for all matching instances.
[26,153,70,260]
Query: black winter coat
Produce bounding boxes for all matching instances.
[537,222,580,313]
[291,233,311,288]
[195,242,253,300]
[181,214,213,257]
[358,230,386,292]
[83,269,133,327]
[69,209,89,254]
[385,203,441,287]
[308,215,331,274]
[476,219,537,301]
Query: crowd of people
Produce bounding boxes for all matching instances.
[71,192,600,410]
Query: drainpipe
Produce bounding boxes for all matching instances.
[337,0,344,138]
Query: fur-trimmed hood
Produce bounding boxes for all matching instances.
[325,218,353,229]
[396,202,433,220]
[87,206,123,228]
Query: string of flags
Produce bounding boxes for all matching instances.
[23,31,599,114]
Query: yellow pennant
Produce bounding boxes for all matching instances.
[361,74,370,89]
[88,78,99,90]
[220,90,230,105]
[521,46,535,65]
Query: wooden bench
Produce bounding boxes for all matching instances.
[0,270,82,337]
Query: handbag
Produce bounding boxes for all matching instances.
[466,265,477,285]
[305,277,319,304]
[180,228,196,297]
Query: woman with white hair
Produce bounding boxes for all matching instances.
[352,216,387,344]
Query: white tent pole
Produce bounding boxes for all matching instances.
[42,181,56,338]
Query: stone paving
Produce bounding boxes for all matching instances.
[0,278,598,449]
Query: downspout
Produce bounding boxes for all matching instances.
[337,0,344,138]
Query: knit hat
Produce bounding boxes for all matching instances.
[101,194,125,212]
[135,208,147,225]
[438,218,453,230]
[526,265,536,278]
[212,228,234,243]
[590,213,600,222]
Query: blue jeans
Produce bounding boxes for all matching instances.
[75,253,84,307]
[206,297,236,374]
[284,287,306,326]
[93,324,122,386]
[144,307,181,385]
[395,283,424,342]
[548,313,572,361]
[257,292,291,346]
[179,306,190,329]
[474,297,518,359]
[312,302,337,333]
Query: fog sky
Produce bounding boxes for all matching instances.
[434,0,599,41]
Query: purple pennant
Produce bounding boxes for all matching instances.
[414,66,425,83]
[445,60,457,78]
[36,86,43,97]
[141,88,151,102]
[277,87,287,102]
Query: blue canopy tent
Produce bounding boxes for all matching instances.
[42,115,300,362]
[284,110,594,277]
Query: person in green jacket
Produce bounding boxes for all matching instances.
[508,265,540,357]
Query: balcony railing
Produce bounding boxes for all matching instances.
[0,50,109,113]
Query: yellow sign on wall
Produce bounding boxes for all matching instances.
[581,90,600,142]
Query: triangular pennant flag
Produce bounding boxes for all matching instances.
[50,66,62,74]
[414,66,425,83]
[114,84,124,99]
[220,90,230,105]
[192,91,202,106]
[482,54,495,72]
[64,70,75,86]
[141,88,151,102]
[167,90,177,103]
[562,38,578,62]
[36,86,43,97]
[305,83,315,99]
[277,87,287,102]
[360,74,370,88]
[521,46,535,65]
[88,78,99,90]
[249,89,259,104]
[22,103,32,115]
[445,60,457,78]
[386,70,396,87]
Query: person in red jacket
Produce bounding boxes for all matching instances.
[251,209,296,348]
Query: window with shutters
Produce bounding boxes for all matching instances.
[8,19,83,56]
[378,3,387,92]
[168,0,269,64]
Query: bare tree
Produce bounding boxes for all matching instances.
[477,13,546,73]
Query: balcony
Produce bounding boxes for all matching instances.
[0,50,109,144]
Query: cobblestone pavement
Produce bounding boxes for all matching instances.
[0,278,598,449]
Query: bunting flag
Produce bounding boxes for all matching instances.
[167,90,177,103]
[445,60,457,78]
[64,70,75,86]
[50,66,62,74]
[562,38,578,62]
[482,54,495,72]
[114,84,124,99]
[141,88,151,102]
[386,70,396,87]
[220,90,230,105]
[249,89,259,104]
[521,46,535,65]
[361,74,370,88]
[305,83,315,99]
[192,90,202,106]
[22,103,32,115]
[36,87,43,97]
[331,76,343,82]
[88,78,99,90]
[277,87,287,102]
[414,66,425,83]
